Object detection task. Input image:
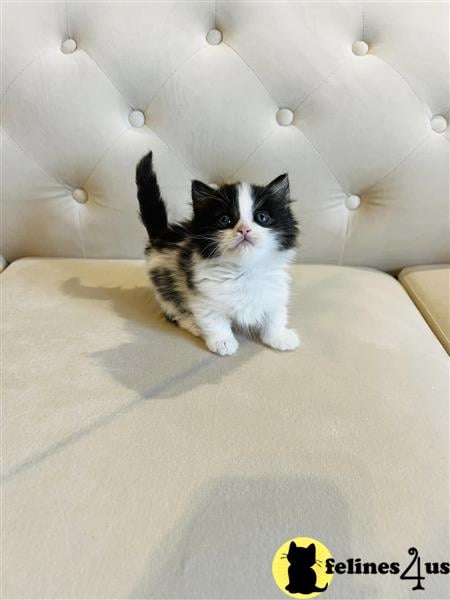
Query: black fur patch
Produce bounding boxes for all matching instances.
[178,243,195,289]
[136,152,168,238]
[252,176,298,250]
[136,151,189,251]
[163,313,180,326]
[148,223,188,251]
[191,183,240,259]
[150,268,189,314]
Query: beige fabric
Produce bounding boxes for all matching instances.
[399,265,450,354]
[3,259,449,599]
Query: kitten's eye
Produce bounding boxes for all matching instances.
[255,210,271,226]
[218,215,232,227]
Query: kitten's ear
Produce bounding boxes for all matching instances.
[191,180,219,211]
[307,543,316,556]
[289,541,297,551]
[265,173,290,201]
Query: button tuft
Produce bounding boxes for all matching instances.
[206,29,222,45]
[352,41,369,56]
[61,38,77,54]
[430,115,448,133]
[129,110,145,128]
[345,194,361,210]
[276,108,294,127]
[72,188,88,204]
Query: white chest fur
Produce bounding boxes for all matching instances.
[193,254,292,327]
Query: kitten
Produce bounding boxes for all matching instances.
[136,151,300,356]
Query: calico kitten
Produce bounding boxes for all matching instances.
[136,151,299,356]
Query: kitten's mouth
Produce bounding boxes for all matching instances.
[235,237,254,248]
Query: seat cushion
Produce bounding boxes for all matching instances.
[3,258,449,599]
[399,265,450,354]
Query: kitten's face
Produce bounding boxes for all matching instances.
[191,174,298,262]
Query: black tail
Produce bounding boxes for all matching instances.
[314,583,328,592]
[136,151,168,240]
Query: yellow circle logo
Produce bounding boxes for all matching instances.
[272,537,333,598]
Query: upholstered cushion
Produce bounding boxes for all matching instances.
[2,3,449,270]
[399,265,450,354]
[3,259,449,599]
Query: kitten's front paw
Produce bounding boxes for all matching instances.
[207,335,239,356]
[263,328,300,351]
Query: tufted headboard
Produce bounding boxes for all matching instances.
[2,1,449,272]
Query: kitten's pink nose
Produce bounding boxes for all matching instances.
[237,224,252,237]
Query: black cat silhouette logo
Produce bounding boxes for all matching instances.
[272,537,333,598]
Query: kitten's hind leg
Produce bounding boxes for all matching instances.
[163,312,201,337]
[177,315,201,337]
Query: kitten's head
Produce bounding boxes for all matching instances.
[190,174,298,262]
[287,542,316,566]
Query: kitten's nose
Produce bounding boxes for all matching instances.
[237,223,252,236]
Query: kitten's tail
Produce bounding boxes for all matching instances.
[136,151,168,240]
[314,583,328,592]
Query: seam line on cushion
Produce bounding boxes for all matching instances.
[377,54,444,116]
[219,1,350,114]
[1,128,4,263]
[149,129,197,181]
[4,129,84,259]
[3,39,132,122]
[339,209,351,265]
[363,132,430,196]
[65,0,71,38]
[293,58,348,114]
[144,45,206,115]
[402,279,449,347]
[362,0,366,40]
[83,126,129,190]
[65,0,133,109]
[2,128,69,189]
[1,53,42,100]
[294,125,346,191]
[362,1,442,115]
[222,41,279,110]
[2,48,131,128]
[228,124,278,181]
[75,202,86,258]
[293,123,350,266]
[80,48,132,110]
[291,52,435,196]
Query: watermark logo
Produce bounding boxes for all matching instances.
[273,539,450,596]
[272,537,334,598]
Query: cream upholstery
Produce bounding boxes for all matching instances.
[2,2,449,271]
[399,265,450,354]
[3,4,450,597]
[3,258,449,599]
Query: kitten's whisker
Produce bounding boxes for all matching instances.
[201,240,221,259]
[189,234,218,240]
[197,238,219,249]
